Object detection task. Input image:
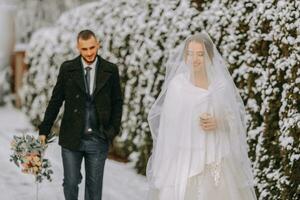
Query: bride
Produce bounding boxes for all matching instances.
[146,32,257,200]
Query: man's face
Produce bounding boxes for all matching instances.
[77,36,100,64]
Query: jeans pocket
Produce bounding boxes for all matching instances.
[91,135,109,148]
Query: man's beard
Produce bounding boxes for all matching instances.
[82,55,97,64]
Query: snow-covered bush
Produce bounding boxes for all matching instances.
[0,5,15,105]
[0,0,95,43]
[192,0,300,199]
[21,0,299,199]
[21,0,203,168]
[0,67,11,105]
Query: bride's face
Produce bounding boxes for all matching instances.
[186,41,205,72]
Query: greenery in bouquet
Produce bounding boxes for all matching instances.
[9,132,56,183]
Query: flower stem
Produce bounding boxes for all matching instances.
[36,181,39,200]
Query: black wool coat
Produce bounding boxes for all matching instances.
[38,55,123,150]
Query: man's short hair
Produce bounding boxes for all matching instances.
[77,29,96,41]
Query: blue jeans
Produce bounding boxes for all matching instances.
[61,135,109,200]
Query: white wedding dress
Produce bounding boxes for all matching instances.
[147,33,257,200]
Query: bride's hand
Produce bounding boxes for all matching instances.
[199,113,217,131]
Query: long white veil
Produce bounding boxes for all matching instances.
[146,32,257,200]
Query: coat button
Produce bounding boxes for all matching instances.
[76,94,80,98]
[74,109,78,113]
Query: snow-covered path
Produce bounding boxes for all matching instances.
[0,105,148,200]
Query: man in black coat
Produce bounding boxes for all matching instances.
[38,30,123,200]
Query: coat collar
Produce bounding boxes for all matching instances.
[67,55,112,96]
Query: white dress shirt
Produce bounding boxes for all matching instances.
[81,57,97,94]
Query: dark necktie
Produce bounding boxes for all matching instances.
[85,66,92,95]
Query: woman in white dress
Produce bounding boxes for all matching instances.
[146,32,257,200]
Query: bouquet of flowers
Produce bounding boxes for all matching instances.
[9,132,56,183]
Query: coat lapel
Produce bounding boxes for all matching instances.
[67,55,111,96]
[93,56,112,97]
[68,56,86,93]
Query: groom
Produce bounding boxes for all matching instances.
[38,29,123,200]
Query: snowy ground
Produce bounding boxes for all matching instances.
[0,105,148,200]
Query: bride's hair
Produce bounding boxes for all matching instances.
[183,34,214,61]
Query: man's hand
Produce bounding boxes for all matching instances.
[39,135,46,145]
[200,113,217,131]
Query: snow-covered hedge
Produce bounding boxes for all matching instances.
[21,0,299,199]
[195,1,299,199]
[1,0,94,43]
[0,5,15,105]
[0,67,11,105]
[193,0,299,199]
[21,0,202,166]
